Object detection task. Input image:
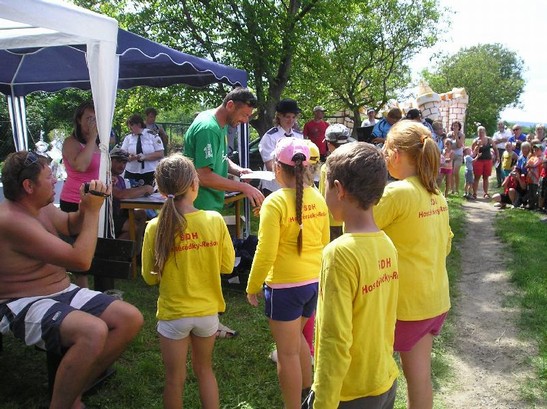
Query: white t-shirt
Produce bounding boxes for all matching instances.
[492,129,512,150]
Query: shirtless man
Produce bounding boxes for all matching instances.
[0,151,144,409]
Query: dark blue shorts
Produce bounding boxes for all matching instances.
[264,282,318,321]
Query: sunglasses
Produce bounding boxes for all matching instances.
[17,151,40,181]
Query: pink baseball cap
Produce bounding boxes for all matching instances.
[275,137,310,166]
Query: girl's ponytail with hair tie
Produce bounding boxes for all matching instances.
[167,194,174,199]
[420,134,429,145]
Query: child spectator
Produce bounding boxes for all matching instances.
[141,154,235,409]
[463,147,475,199]
[516,141,531,176]
[373,121,453,409]
[501,142,518,178]
[439,138,455,196]
[492,166,528,209]
[307,142,399,408]
[319,123,355,241]
[246,137,329,408]
[538,157,547,212]
[525,144,544,210]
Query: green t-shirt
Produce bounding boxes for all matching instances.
[183,110,228,211]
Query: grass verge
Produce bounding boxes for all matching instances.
[494,208,547,405]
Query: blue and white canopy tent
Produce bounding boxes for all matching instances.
[0,0,251,235]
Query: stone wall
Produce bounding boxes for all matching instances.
[416,82,469,133]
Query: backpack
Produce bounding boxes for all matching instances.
[221,235,258,290]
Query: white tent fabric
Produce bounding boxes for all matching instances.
[0,0,119,234]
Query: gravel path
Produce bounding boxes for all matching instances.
[438,198,541,408]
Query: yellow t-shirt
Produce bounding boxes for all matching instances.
[319,163,343,227]
[502,150,513,171]
[246,187,330,294]
[373,176,453,321]
[142,210,235,320]
[313,232,399,408]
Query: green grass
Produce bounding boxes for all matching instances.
[493,208,547,404]
[0,193,473,409]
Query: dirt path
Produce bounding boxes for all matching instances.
[438,198,540,408]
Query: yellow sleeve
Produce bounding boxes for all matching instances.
[319,164,327,197]
[313,248,356,408]
[141,220,159,286]
[246,199,281,294]
[219,216,236,274]
[373,184,398,230]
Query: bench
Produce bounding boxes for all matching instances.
[0,237,135,399]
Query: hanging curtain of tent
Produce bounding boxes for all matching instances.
[6,95,28,151]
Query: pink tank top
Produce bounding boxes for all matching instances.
[60,143,101,204]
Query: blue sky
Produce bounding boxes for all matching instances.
[410,0,547,124]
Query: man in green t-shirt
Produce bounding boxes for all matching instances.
[184,87,264,212]
[184,87,264,339]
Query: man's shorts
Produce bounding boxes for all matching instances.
[0,284,115,355]
[157,314,219,340]
[473,159,493,177]
[394,312,447,352]
[264,282,318,321]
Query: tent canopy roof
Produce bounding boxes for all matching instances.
[0,26,247,97]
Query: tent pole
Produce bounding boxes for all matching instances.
[239,123,251,238]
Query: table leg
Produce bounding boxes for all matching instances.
[128,209,137,278]
[235,199,242,239]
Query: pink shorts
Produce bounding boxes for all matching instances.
[440,167,453,175]
[394,312,448,352]
[473,159,493,177]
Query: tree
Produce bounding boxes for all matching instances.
[295,0,443,131]
[422,43,525,135]
[72,0,443,137]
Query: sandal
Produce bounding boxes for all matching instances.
[216,322,238,339]
[484,193,491,199]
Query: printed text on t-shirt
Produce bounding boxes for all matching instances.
[418,197,448,219]
[362,257,398,295]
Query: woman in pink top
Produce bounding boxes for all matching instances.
[60,101,102,287]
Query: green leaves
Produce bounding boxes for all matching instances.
[422,43,525,134]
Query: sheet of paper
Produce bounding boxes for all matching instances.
[240,171,275,181]
[150,192,164,200]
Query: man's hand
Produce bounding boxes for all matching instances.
[80,180,111,212]
[240,183,265,208]
[239,167,253,176]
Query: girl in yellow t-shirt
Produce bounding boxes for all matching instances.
[373,121,453,409]
[246,137,330,409]
[142,154,235,409]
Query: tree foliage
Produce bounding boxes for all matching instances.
[422,43,525,135]
[71,0,444,135]
[18,0,443,139]
[296,0,442,130]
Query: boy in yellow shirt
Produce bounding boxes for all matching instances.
[319,123,355,241]
[307,142,399,408]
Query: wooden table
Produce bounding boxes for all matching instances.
[120,192,245,277]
